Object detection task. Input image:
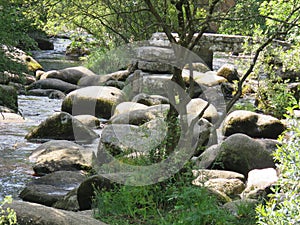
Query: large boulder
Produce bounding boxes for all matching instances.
[124,71,172,98]
[109,104,169,126]
[25,112,99,143]
[0,84,18,112]
[19,171,86,207]
[98,121,166,156]
[182,69,227,87]
[137,46,175,62]
[196,133,278,176]
[29,140,94,175]
[216,64,239,83]
[186,98,219,123]
[39,66,96,84]
[61,86,126,119]
[223,110,286,139]
[78,75,112,87]
[27,78,79,93]
[77,175,118,210]
[241,168,278,199]
[52,188,79,211]
[3,201,106,225]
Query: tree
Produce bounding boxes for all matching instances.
[0,0,37,74]
[22,0,300,154]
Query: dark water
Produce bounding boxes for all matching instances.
[0,96,62,201]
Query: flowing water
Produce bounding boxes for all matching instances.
[0,37,81,201]
[0,96,62,200]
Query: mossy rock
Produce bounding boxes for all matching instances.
[0,84,18,112]
[25,112,99,143]
[61,86,127,119]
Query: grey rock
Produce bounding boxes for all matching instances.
[223,110,286,139]
[27,78,78,93]
[20,171,85,207]
[3,201,106,225]
[61,86,126,119]
[25,112,99,143]
[29,140,93,175]
[197,133,277,176]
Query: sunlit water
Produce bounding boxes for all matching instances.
[0,96,62,201]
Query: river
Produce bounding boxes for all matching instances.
[0,36,252,201]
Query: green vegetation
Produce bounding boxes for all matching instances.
[0,196,17,225]
[93,164,256,225]
[256,117,300,224]
[0,0,40,76]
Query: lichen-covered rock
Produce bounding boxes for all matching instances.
[25,112,99,143]
[61,86,126,119]
[29,140,94,175]
[196,133,277,176]
[223,110,286,139]
[0,84,18,112]
[27,78,79,93]
[216,64,239,83]
[137,60,173,73]
[124,71,172,98]
[186,98,219,123]
[192,169,245,199]
[19,171,85,207]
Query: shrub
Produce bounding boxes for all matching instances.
[0,196,17,225]
[256,116,300,224]
[93,163,256,224]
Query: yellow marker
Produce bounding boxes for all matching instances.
[20,55,43,71]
